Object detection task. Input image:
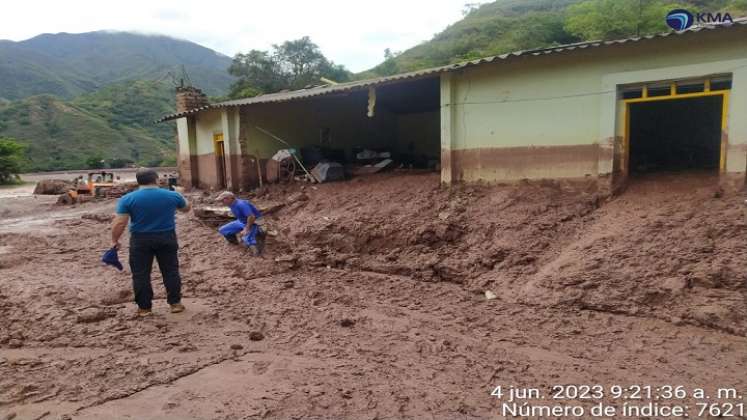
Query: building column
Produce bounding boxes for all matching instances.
[176,116,199,189]
[221,108,242,192]
[723,66,747,187]
[440,73,457,184]
[174,86,209,189]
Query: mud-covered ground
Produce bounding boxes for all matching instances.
[1,172,745,419]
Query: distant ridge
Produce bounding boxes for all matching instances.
[0,30,234,101]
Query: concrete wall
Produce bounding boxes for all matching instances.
[189,109,223,190]
[176,108,244,191]
[441,26,747,185]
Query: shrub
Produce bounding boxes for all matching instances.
[0,138,27,184]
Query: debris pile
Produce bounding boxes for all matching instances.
[33,179,75,195]
[258,172,746,335]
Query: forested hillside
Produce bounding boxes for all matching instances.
[0,31,233,101]
[0,81,176,171]
[0,31,235,171]
[363,0,747,77]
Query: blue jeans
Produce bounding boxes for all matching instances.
[129,230,181,309]
[219,220,260,246]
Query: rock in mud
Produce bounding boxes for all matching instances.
[162,402,178,410]
[76,308,108,323]
[8,339,22,348]
[339,318,355,328]
[33,179,74,195]
[230,343,244,350]
[178,344,198,353]
[249,332,264,341]
[281,280,295,289]
[287,192,309,203]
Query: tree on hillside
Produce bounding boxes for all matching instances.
[228,37,351,99]
[564,0,684,40]
[377,49,402,77]
[0,138,26,184]
[86,155,105,169]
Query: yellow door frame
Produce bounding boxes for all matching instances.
[213,133,227,188]
[621,81,730,176]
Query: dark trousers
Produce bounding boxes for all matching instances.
[129,230,182,309]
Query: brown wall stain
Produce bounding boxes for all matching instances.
[242,156,269,189]
[225,153,242,192]
[440,148,453,184]
[451,144,601,182]
[178,156,192,188]
[193,151,247,191]
[195,153,221,190]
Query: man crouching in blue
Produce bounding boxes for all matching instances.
[216,191,264,255]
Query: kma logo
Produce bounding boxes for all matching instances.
[666,9,694,30]
[666,8,734,31]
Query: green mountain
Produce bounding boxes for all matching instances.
[0,31,234,101]
[363,0,747,77]
[0,81,176,171]
[0,31,235,171]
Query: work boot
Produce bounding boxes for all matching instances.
[225,234,239,245]
[137,308,153,317]
[255,237,265,256]
[170,303,186,313]
[247,245,259,256]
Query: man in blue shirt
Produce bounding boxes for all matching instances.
[216,191,263,254]
[111,168,191,317]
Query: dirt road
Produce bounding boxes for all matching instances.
[1,172,745,419]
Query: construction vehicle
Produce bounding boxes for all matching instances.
[76,171,117,197]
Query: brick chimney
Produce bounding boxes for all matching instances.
[175,86,209,113]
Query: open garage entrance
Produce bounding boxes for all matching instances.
[238,76,441,186]
[628,96,723,173]
[621,77,731,177]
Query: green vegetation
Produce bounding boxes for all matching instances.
[0,31,234,101]
[228,37,351,98]
[0,81,176,171]
[0,138,26,184]
[0,31,236,171]
[363,0,747,77]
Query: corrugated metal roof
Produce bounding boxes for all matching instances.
[157,19,747,122]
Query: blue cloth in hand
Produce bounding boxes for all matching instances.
[102,247,124,271]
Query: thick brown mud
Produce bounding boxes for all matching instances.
[0,172,745,419]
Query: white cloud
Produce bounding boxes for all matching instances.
[0,0,467,71]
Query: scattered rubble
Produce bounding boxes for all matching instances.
[310,162,345,183]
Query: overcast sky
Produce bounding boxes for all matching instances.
[0,0,469,72]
